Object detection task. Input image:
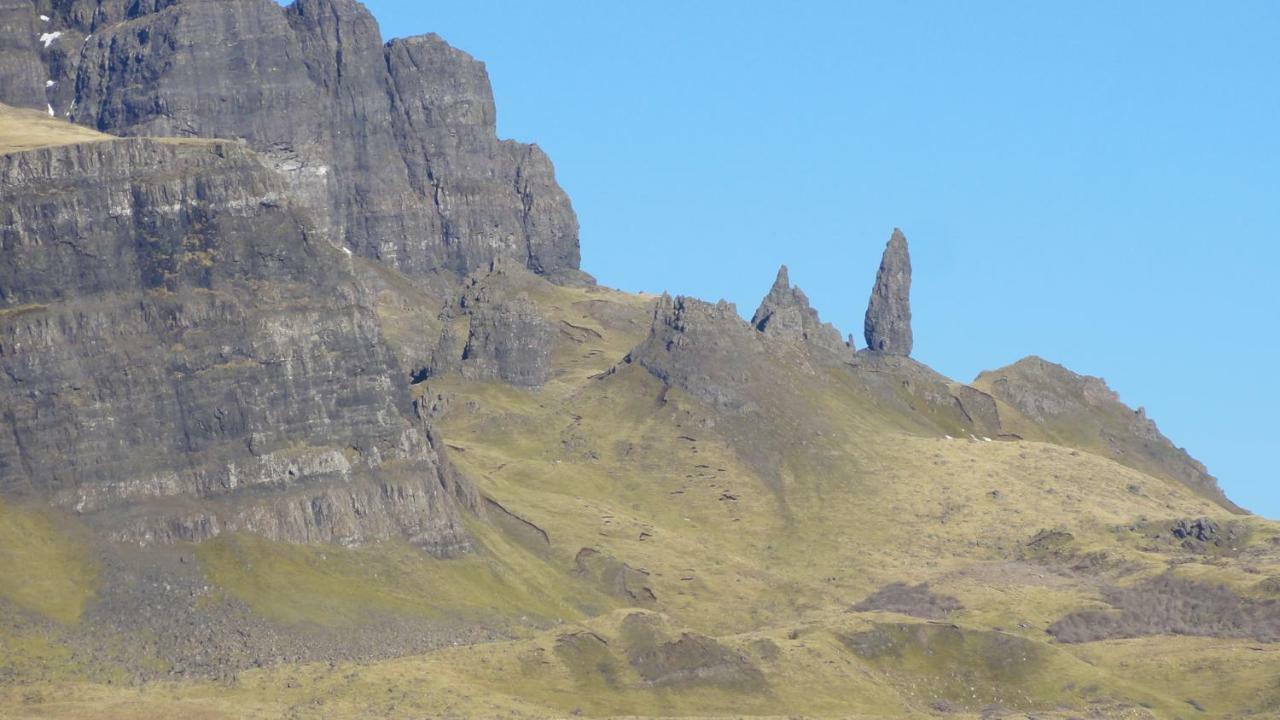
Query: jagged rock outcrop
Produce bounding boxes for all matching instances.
[0,127,475,555]
[863,228,913,356]
[974,356,1243,513]
[459,291,555,387]
[626,294,763,412]
[0,0,580,279]
[751,265,848,359]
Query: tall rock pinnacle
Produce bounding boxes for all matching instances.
[863,228,913,356]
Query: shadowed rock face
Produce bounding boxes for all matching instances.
[458,290,555,388]
[864,228,913,356]
[627,294,763,412]
[751,265,848,360]
[0,0,580,279]
[420,260,556,387]
[0,0,44,110]
[0,134,475,555]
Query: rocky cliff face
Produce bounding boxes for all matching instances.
[864,228,913,356]
[0,0,45,110]
[416,260,557,388]
[0,130,475,554]
[0,0,580,279]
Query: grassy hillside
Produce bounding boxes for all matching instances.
[0,104,108,153]
[0,255,1275,718]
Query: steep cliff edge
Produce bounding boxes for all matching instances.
[0,106,475,554]
[0,0,580,279]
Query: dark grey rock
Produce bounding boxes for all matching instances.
[626,294,762,412]
[420,260,556,387]
[4,0,579,279]
[1166,517,1246,553]
[863,228,913,356]
[1171,517,1221,544]
[0,134,474,555]
[460,291,555,387]
[750,265,847,359]
[0,0,45,110]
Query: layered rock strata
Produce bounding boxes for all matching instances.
[0,132,475,554]
[0,0,580,278]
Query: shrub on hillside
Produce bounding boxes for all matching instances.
[1049,575,1280,643]
[852,582,964,620]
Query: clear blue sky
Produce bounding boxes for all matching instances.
[354,1,1278,518]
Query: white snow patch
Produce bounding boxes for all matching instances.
[39,15,50,22]
[45,79,56,87]
[39,31,62,48]
[46,104,54,117]
[342,247,353,256]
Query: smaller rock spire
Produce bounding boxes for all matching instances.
[751,265,796,332]
[770,265,791,295]
[751,265,846,357]
[863,228,913,356]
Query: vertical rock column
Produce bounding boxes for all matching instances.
[863,228,913,356]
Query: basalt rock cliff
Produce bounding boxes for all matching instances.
[0,115,475,555]
[2,0,580,278]
[0,3,1270,717]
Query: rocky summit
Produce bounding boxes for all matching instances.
[0,3,1275,720]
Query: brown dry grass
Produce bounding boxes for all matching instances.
[0,103,109,153]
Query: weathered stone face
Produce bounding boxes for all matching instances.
[863,228,913,356]
[0,135,474,555]
[417,261,556,388]
[1,0,580,279]
[751,264,848,359]
[627,294,763,412]
[0,0,45,110]
[458,293,556,388]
